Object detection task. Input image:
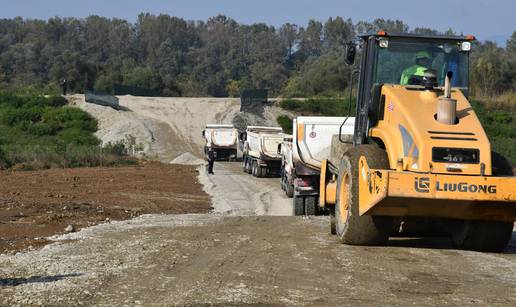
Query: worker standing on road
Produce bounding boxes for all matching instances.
[400,51,433,85]
[207,148,216,175]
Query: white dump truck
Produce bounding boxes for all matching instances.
[288,116,355,216]
[202,124,238,161]
[241,126,285,177]
[280,136,294,197]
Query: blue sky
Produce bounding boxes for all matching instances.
[1,0,515,42]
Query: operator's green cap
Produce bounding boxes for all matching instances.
[416,51,431,59]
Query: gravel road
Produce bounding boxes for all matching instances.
[1,212,515,306]
[198,162,292,216]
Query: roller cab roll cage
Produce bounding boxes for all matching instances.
[346,32,475,146]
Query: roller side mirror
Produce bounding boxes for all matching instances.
[345,43,356,65]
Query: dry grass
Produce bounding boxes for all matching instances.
[475,91,516,111]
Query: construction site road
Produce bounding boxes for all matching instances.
[1,213,515,306]
[198,162,292,216]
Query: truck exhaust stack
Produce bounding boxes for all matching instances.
[437,71,457,125]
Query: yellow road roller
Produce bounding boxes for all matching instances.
[319,32,516,252]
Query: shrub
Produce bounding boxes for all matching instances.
[0,91,132,170]
[277,115,293,134]
[280,97,355,117]
[28,122,57,136]
[46,96,68,107]
[1,107,43,125]
[58,128,101,146]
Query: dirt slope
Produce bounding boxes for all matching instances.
[71,95,291,162]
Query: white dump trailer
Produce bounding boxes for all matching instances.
[289,116,355,216]
[241,126,285,177]
[202,124,238,160]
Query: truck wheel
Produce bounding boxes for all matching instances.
[305,196,317,216]
[256,166,265,178]
[254,165,262,178]
[286,182,294,198]
[335,145,393,245]
[451,151,514,252]
[247,159,253,174]
[293,195,304,216]
[242,157,248,172]
[452,220,514,252]
[230,149,237,162]
[251,161,258,177]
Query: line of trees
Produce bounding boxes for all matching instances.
[0,14,515,99]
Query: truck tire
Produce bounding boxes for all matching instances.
[246,159,253,174]
[452,151,514,252]
[256,166,265,178]
[305,196,317,216]
[242,156,248,172]
[334,145,393,245]
[229,149,237,162]
[251,160,258,177]
[293,195,304,216]
[286,182,294,198]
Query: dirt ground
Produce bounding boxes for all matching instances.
[0,214,515,306]
[0,163,210,254]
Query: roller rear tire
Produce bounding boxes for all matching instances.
[452,151,514,252]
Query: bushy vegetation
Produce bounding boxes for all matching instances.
[0,92,135,170]
[276,115,293,134]
[471,100,516,165]
[280,97,356,117]
[0,16,514,99]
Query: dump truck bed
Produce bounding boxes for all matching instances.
[204,125,238,148]
[247,131,285,160]
[293,117,355,171]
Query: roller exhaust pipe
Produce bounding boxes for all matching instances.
[437,71,457,125]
